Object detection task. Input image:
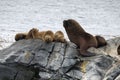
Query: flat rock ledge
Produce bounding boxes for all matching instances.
[0,37,120,80]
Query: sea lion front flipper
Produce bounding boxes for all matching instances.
[78,41,96,57]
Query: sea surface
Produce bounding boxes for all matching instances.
[0,0,120,49]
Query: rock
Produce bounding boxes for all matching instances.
[103,62,120,80]
[82,55,114,80]
[0,63,35,80]
[0,37,120,80]
[88,37,120,60]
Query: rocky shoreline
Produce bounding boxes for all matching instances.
[0,37,120,80]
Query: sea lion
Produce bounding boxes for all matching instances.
[15,33,27,41]
[15,28,66,43]
[63,19,98,57]
[95,35,107,48]
[118,45,120,55]
[42,30,54,43]
[15,28,43,41]
[54,31,66,43]
[15,28,55,43]
[26,28,46,40]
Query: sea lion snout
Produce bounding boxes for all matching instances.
[63,20,69,28]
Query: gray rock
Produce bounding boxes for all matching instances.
[66,69,83,79]
[115,75,120,80]
[0,63,35,80]
[0,64,16,80]
[47,51,64,70]
[39,71,53,79]
[88,37,120,60]
[0,37,120,80]
[103,63,120,80]
[30,50,50,67]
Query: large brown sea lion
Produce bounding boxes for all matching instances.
[63,19,102,57]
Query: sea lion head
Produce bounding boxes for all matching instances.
[63,19,85,33]
[15,33,27,41]
[63,19,78,28]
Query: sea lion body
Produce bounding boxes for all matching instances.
[26,28,41,39]
[54,31,66,43]
[26,28,45,40]
[26,28,54,43]
[63,19,98,57]
[42,30,54,43]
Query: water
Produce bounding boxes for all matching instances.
[0,0,120,49]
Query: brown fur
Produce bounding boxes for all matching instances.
[26,28,55,43]
[54,31,66,43]
[15,28,66,43]
[38,31,46,39]
[15,33,27,41]
[42,30,54,43]
[63,19,98,57]
[15,28,45,41]
[26,28,55,42]
[26,28,45,40]
[26,28,39,39]
[95,35,107,48]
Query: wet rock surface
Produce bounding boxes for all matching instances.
[0,38,120,80]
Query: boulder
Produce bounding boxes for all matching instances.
[0,37,119,80]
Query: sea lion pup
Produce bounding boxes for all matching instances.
[26,28,45,40]
[15,33,27,41]
[63,19,98,57]
[15,28,38,41]
[26,28,40,39]
[54,31,66,43]
[95,35,107,48]
[42,30,54,43]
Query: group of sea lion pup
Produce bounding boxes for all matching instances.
[15,28,66,43]
[15,19,107,57]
